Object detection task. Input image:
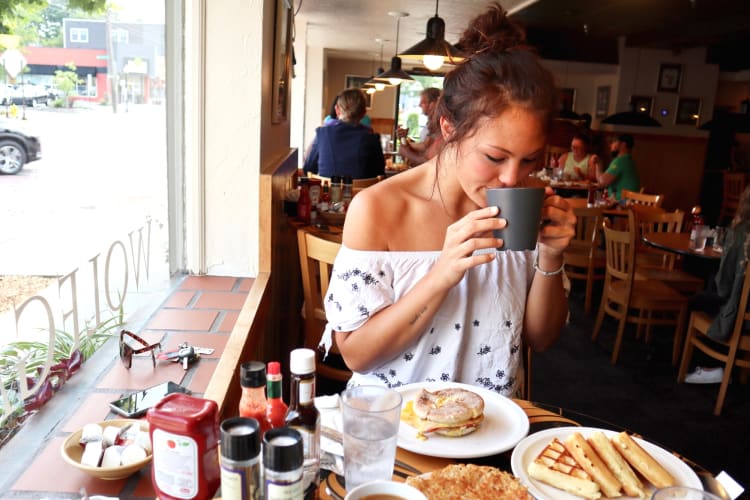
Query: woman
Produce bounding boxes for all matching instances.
[319,3,576,397]
[558,133,600,181]
[685,185,750,383]
[303,88,383,179]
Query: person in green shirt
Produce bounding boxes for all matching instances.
[596,134,640,200]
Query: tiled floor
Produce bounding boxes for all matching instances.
[1,275,253,499]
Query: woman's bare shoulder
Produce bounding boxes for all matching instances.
[343,169,430,250]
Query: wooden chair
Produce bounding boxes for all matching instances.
[296,228,352,382]
[352,175,383,194]
[631,207,705,294]
[678,260,750,415]
[719,171,748,224]
[592,211,689,365]
[621,189,663,208]
[307,172,382,195]
[564,206,606,314]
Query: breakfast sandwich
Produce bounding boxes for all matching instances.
[406,463,532,500]
[400,388,485,439]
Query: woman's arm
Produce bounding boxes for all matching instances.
[524,192,575,351]
[334,194,506,372]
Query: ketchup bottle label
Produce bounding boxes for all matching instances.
[152,428,199,498]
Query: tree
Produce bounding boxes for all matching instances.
[53,61,80,107]
[0,0,104,36]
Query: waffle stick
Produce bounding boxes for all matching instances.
[527,431,676,499]
[527,437,602,499]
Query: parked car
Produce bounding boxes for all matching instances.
[9,84,56,107]
[0,120,41,174]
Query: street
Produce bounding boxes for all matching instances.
[0,104,172,343]
[0,104,169,277]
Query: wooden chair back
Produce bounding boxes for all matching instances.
[720,171,748,223]
[678,259,750,415]
[621,189,663,207]
[632,207,684,269]
[296,228,351,382]
[307,173,383,195]
[564,206,605,314]
[602,217,636,289]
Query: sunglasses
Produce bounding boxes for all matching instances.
[119,330,161,369]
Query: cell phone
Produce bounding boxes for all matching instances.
[108,381,190,418]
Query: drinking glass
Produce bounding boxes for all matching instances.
[341,385,402,491]
[713,226,727,250]
[651,486,722,499]
[690,225,709,252]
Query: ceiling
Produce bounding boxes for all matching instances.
[295,0,750,72]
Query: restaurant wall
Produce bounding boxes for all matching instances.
[200,0,292,277]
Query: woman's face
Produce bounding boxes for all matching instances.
[449,106,546,205]
[571,138,587,157]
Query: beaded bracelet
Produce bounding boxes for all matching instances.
[533,254,565,276]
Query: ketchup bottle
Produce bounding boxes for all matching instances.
[147,393,221,500]
[265,361,288,430]
[238,361,270,435]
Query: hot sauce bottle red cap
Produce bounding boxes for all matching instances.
[240,361,266,388]
[267,361,281,376]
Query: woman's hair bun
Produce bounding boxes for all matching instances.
[456,2,527,56]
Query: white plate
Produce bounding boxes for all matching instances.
[394,381,529,459]
[510,426,703,500]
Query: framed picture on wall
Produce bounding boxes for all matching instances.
[595,85,610,118]
[657,63,682,92]
[676,97,701,126]
[631,95,653,115]
[344,74,373,108]
[559,88,576,113]
[272,0,293,124]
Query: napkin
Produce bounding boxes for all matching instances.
[315,394,344,474]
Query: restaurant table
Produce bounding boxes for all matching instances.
[550,180,604,198]
[317,398,730,500]
[642,232,723,261]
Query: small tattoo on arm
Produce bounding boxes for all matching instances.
[409,306,428,325]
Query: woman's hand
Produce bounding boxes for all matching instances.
[538,188,576,258]
[431,206,503,289]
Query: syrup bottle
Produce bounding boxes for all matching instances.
[284,348,320,497]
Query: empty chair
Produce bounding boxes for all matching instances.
[296,228,351,382]
[632,207,704,294]
[719,171,748,224]
[592,212,689,365]
[678,259,750,415]
[564,205,606,314]
[621,189,663,207]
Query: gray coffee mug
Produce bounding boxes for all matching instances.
[486,187,545,251]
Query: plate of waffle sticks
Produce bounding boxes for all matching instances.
[510,426,703,500]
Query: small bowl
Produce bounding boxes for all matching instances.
[345,480,427,500]
[60,418,151,480]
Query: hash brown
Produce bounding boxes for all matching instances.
[406,463,532,500]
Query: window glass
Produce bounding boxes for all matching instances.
[1,2,169,350]
[397,75,444,141]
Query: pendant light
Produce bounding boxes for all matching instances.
[399,0,464,72]
[373,12,414,86]
[365,39,387,91]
